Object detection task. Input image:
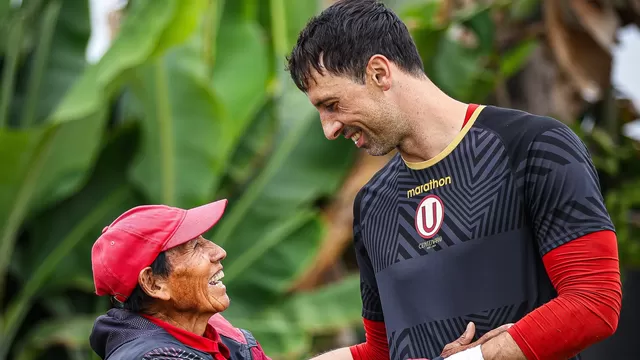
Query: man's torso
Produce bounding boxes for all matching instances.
[356,105,609,360]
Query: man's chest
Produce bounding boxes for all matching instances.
[360,152,526,273]
[359,158,544,344]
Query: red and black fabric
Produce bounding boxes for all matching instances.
[508,230,622,360]
[349,103,619,360]
[90,308,270,360]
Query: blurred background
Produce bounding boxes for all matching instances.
[0,0,639,359]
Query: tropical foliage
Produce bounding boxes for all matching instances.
[0,0,359,358]
[0,0,638,360]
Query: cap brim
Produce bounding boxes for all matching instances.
[162,199,228,251]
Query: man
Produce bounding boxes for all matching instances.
[89,199,498,359]
[285,1,622,360]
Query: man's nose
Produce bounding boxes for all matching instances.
[322,119,343,140]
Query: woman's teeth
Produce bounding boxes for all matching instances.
[209,270,224,287]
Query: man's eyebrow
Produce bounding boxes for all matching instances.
[312,96,335,107]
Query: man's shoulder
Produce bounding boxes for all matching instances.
[357,153,402,194]
[476,105,569,139]
[474,105,580,162]
[353,153,402,216]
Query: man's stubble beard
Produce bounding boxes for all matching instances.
[365,136,397,156]
[365,110,405,157]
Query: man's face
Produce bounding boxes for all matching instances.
[163,236,229,314]
[306,67,406,156]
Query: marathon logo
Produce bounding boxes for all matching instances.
[407,176,452,198]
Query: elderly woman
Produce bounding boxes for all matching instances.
[89,199,270,360]
[89,200,507,360]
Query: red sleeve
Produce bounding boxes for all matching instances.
[507,230,622,360]
[350,318,390,360]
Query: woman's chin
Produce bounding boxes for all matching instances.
[209,293,230,313]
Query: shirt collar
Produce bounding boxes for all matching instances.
[141,314,231,360]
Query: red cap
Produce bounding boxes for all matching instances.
[91,199,228,303]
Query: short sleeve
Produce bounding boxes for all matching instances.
[523,126,615,256]
[353,191,384,322]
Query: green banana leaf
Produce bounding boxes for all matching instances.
[17,124,141,294]
[283,0,319,48]
[151,0,208,58]
[209,78,357,356]
[218,0,320,198]
[0,0,198,287]
[428,8,495,102]
[8,0,91,128]
[0,0,208,354]
[405,1,536,103]
[212,15,269,136]
[399,0,448,73]
[499,40,538,78]
[128,0,270,208]
[128,44,228,208]
[221,101,278,196]
[50,0,205,124]
[1,124,141,357]
[213,0,283,197]
[228,274,362,358]
[29,0,210,214]
[210,78,356,295]
[0,109,109,320]
[0,0,92,279]
[13,315,97,360]
[288,273,361,334]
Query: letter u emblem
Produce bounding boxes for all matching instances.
[415,195,445,239]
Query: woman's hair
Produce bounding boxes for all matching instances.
[117,251,171,313]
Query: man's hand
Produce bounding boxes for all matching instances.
[440,322,513,358]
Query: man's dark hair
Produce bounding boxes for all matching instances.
[118,252,171,313]
[286,0,425,92]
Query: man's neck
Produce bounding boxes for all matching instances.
[396,80,469,163]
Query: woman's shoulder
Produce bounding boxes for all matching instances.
[208,313,247,343]
[209,314,272,360]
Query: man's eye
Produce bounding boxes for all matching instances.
[326,103,337,112]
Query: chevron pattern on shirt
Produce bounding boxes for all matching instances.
[392,128,525,266]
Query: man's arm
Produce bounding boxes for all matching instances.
[340,191,391,360]
[445,125,623,360]
[308,317,389,360]
[498,230,620,360]
[504,126,621,359]
[475,231,622,360]
[309,322,515,360]
[310,347,354,360]
[443,330,524,360]
[479,333,524,360]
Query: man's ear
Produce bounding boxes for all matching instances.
[366,54,392,91]
[138,267,171,301]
